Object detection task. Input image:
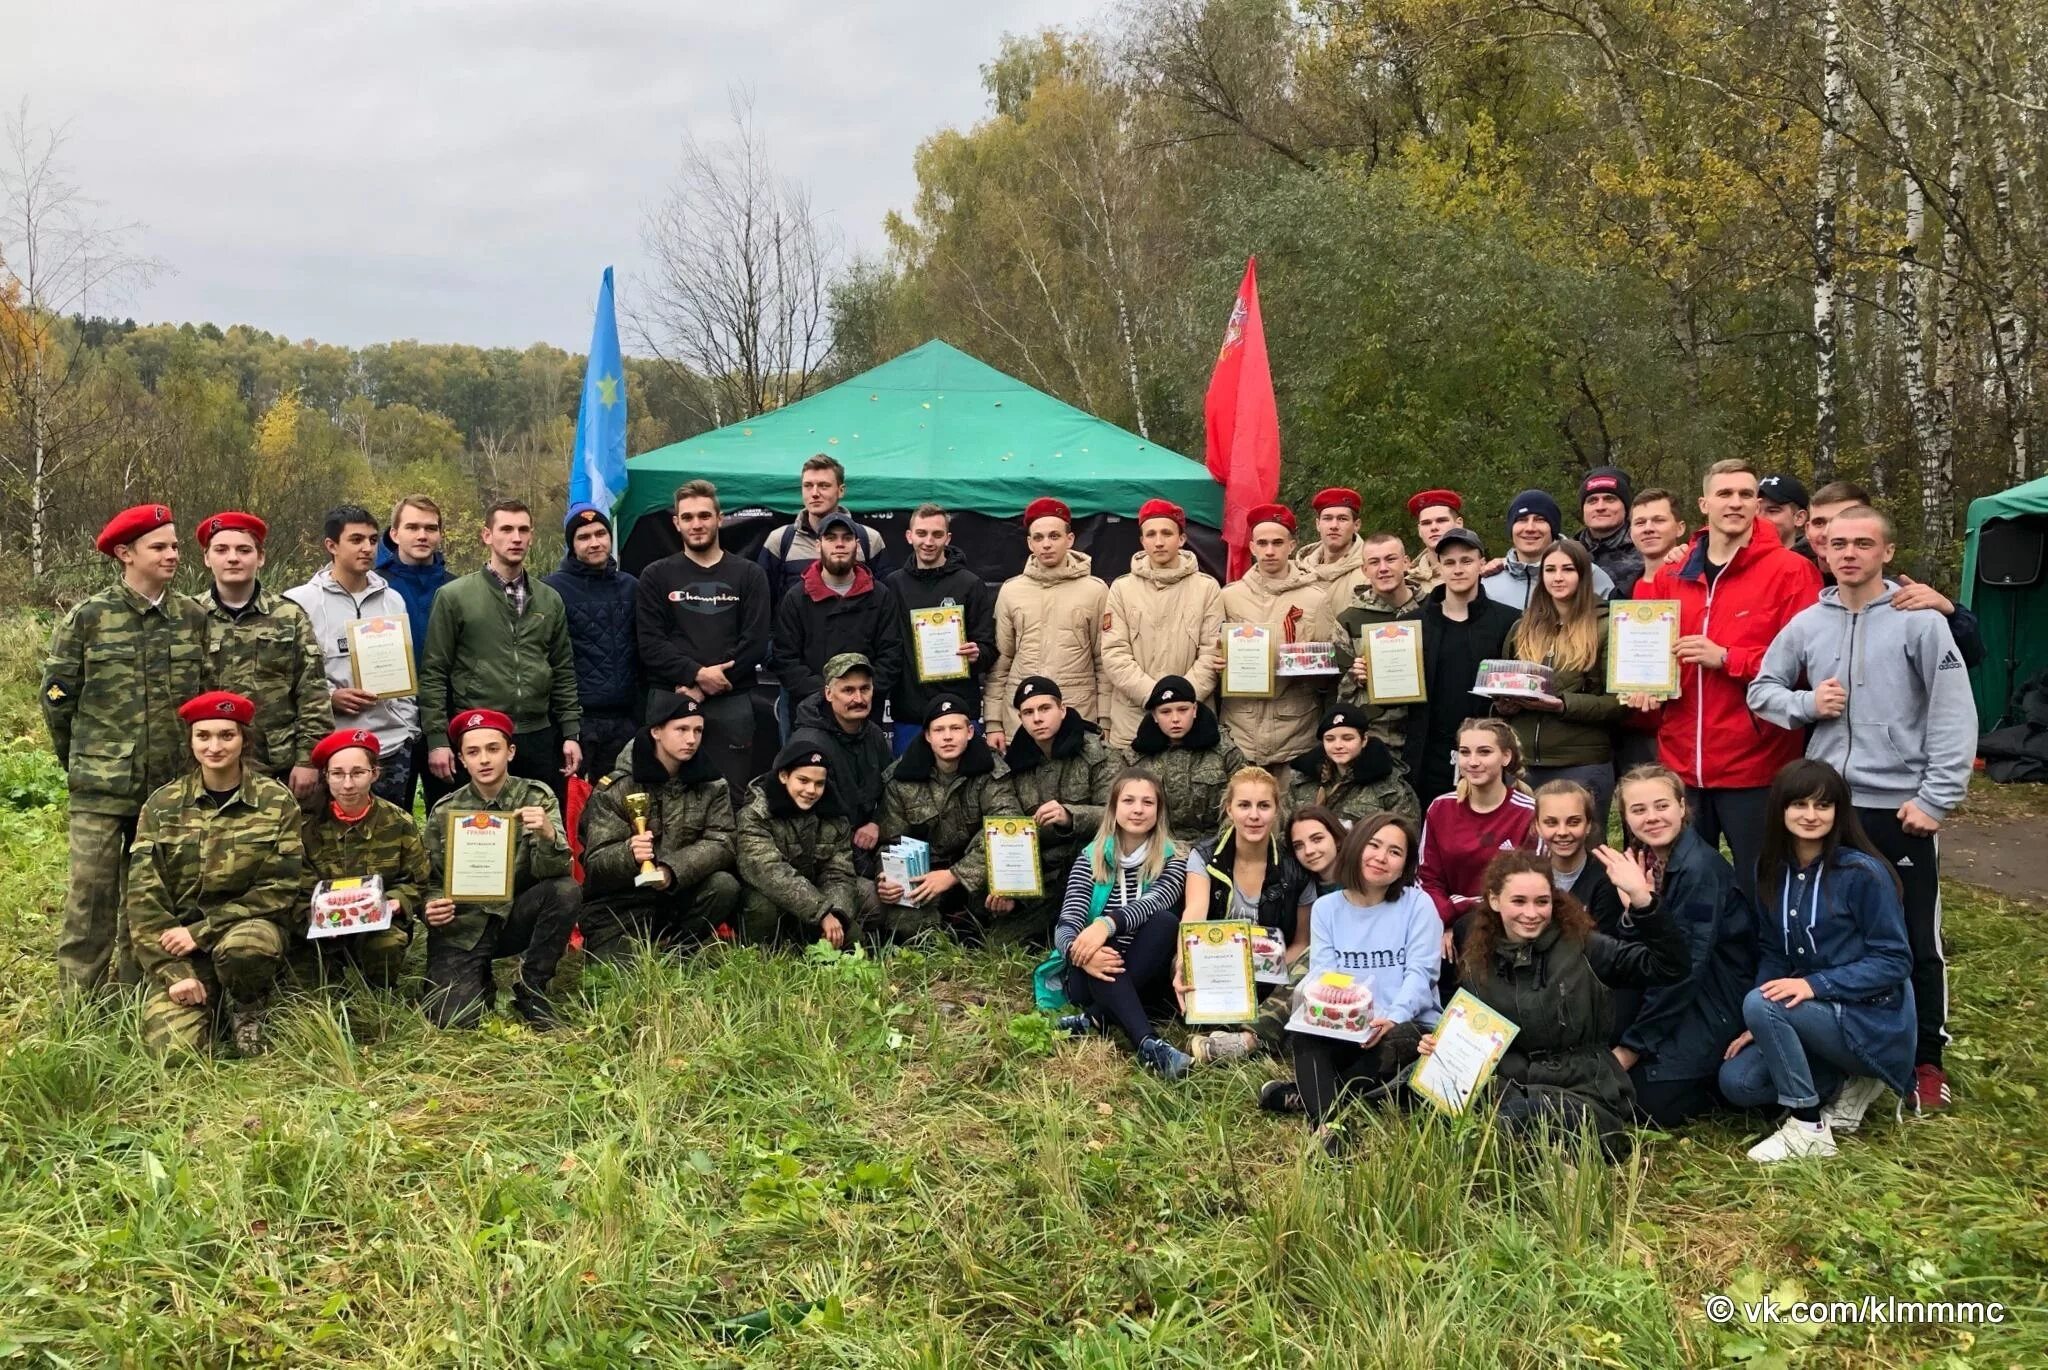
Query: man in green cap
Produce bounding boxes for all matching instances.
[788,652,894,877]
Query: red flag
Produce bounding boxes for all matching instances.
[1205,257,1280,581]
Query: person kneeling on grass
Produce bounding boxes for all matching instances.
[736,739,872,949]
[1054,769,1191,1078]
[299,727,427,989]
[1284,705,1420,826]
[1122,675,1242,837]
[877,694,1016,940]
[578,693,741,962]
[126,691,301,1057]
[1423,850,1686,1159]
[1261,814,1441,1152]
[1718,759,1915,1163]
[995,676,1116,947]
[422,710,582,1030]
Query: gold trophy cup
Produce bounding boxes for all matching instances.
[623,791,663,887]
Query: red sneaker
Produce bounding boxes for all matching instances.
[1912,1064,1951,1114]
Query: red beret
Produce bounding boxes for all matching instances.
[96,504,175,557]
[1245,502,1296,533]
[178,690,255,726]
[196,511,268,547]
[1136,499,1185,529]
[1023,497,1072,527]
[1407,488,1463,518]
[310,728,381,770]
[448,709,516,745]
[1311,487,1361,513]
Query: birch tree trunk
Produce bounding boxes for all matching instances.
[1927,82,1968,564]
[1812,0,1846,482]
[1975,14,2034,483]
[1884,0,1938,518]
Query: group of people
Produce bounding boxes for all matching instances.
[42,453,1976,1165]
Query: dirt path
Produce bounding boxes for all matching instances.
[1941,810,2048,904]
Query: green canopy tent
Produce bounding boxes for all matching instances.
[1961,475,2048,729]
[616,340,1224,582]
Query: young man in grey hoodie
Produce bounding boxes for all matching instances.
[1747,505,1977,1113]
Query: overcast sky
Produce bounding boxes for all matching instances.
[8,0,1106,350]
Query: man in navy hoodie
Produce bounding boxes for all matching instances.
[544,504,641,780]
[376,494,455,809]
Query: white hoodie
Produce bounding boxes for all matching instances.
[284,567,420,755]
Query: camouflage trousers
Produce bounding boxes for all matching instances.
[580,872,743,964]
[58,811,140,992]
[971,895,1057,951]
[141,920,286,1055]
[738,880,878,948]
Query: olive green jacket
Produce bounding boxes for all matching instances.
[1000,715,1116,880]
[126,771,304,987]
[1332,584,1427,761]
[879,739,1016,895]
[581,739,736,898]
[735,778,860,931]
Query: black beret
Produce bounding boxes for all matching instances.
[924,693,971,727]
[1013,676,1062,708]
[646,692,704,726]
[1145,675,1196,712]
[1320,705,1369,737]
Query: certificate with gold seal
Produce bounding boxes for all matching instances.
[1219,624,1275,698]
[1608,600,1681,698]
[1182,920,1257,1025]
[983,817,1043,898]
[346,614,417,699]
[444,810,516,903]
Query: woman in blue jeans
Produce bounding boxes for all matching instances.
[1719,759,1915,1162]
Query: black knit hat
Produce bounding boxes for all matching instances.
[1578,466,1633,513]
[1145,675,1196,712]
[772,739,829,774]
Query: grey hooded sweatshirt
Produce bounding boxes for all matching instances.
[1747,583,1977,819]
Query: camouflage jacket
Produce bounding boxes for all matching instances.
[425,776,572,952]
[300,795,430,927]
[205,585,332,776]
[581,738,736,899]
[1121,704,1243,841]
[879,738,1015,894]
[735,778,859,930]
[1285,745,1422,826]
[1000,715,1116,879]
[42,582,213,817]
[126,770,304,987]
[1332,584,1427,761]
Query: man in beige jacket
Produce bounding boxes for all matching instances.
[1216,503,1338,766]
[1294,486,1368,605]
[1100,499,1224,749]
[1406,487,1465,594]
[983,497,1109,752]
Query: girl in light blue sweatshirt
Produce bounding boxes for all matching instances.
[1261,811,1442,1150]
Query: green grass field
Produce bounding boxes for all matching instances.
[0,612,2042,1367]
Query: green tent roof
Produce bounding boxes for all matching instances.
[618,340,1221,531]
[1962,474,2048,726]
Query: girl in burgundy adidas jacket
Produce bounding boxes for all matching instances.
[1418,720,1537,927]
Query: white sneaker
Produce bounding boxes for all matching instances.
[1821,1077,1889,1134]
[1747,1115,1837,1163]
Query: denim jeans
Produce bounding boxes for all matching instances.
[1717,987,1866,1110]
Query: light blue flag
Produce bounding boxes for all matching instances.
[569,266,628,512]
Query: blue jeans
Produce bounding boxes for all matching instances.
[1718,988,1866,1110]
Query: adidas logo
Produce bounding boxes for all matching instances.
[1898,856,1915,868]
[1937,651,1963,671]
[1499,839,1516,850]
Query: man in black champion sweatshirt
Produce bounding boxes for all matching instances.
[633,480,772,798]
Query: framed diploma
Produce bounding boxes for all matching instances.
[1219,624,1275,699]
[1182,920,1257,1024]
[982,817,1043,899]
[910,605,971,683]
[1363,620,1426,705]
[308,876,392,939]
[444,809,516,903]
[1607,599,1681,698]
[346,614,417,699]
[1408,989,1520,1114]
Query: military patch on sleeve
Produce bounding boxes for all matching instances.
[596,775,615,789]
[44,680,69,703]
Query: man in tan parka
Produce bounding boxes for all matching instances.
[983,497,1109,751]
[1215,504,1338,767]
[1293,487,1368,606]
[1099,498,1223,749]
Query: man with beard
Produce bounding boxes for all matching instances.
[788,654,895,876]
[543,504,640,779]
[1121,675,1242,836]
[771,513,905,711]
[877,694,1017,939]
[1100,498,1223,749]
[885,503,995,754]
[1574,467,1645,595]
[992,676,1116,946]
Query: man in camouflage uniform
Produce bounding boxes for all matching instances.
[42,504,213,992]
[126,691,301,1055]
[990,676,1115,947]
[423,709,581,1029]
[1121,675,1243,842]
[579,694,740,961]
[299,728,428,987]
[198,511,330,796]
[876,694,1016,938]
[1333,530,1427,765]
[735,739,867,947]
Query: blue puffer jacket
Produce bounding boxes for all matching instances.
[543,553,640,715]
[1621,826,1758,1082]
[1758,847,1916,1096]
[375,535,453,662]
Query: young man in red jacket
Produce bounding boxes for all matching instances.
[1625,459,1822,895]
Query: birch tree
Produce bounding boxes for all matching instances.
[1811,0,1847,482]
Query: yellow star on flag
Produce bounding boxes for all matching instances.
[596,374,619,407]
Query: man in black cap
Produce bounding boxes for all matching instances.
[1412,528,1523,805]
[1575,466,1645,595]
[788,652,894,875]
[1122,674,1242,836]
[993,676,1115,946]
[543,502,640,779]
[770,512,905,720]
[1757,473,1817,567]
[577,693,741,960]
[877,693,1016,938]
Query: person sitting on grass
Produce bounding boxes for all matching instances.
[1054,769,1191,1078]
[877,694,1017,940]
[1719,759,1915,1163]
[1284,705,1419,826]
[1424,849,1684,1159]
[422,709,582,1030]
[1122,675,1242,839]
[1261,813,1442,1152]
[1179,766,1311,1064]
[1289,805,1350,902]
[1611,764,1757,1128]
[736,739,869,949]
[126,691,302,1058]
[298,727,427,990]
